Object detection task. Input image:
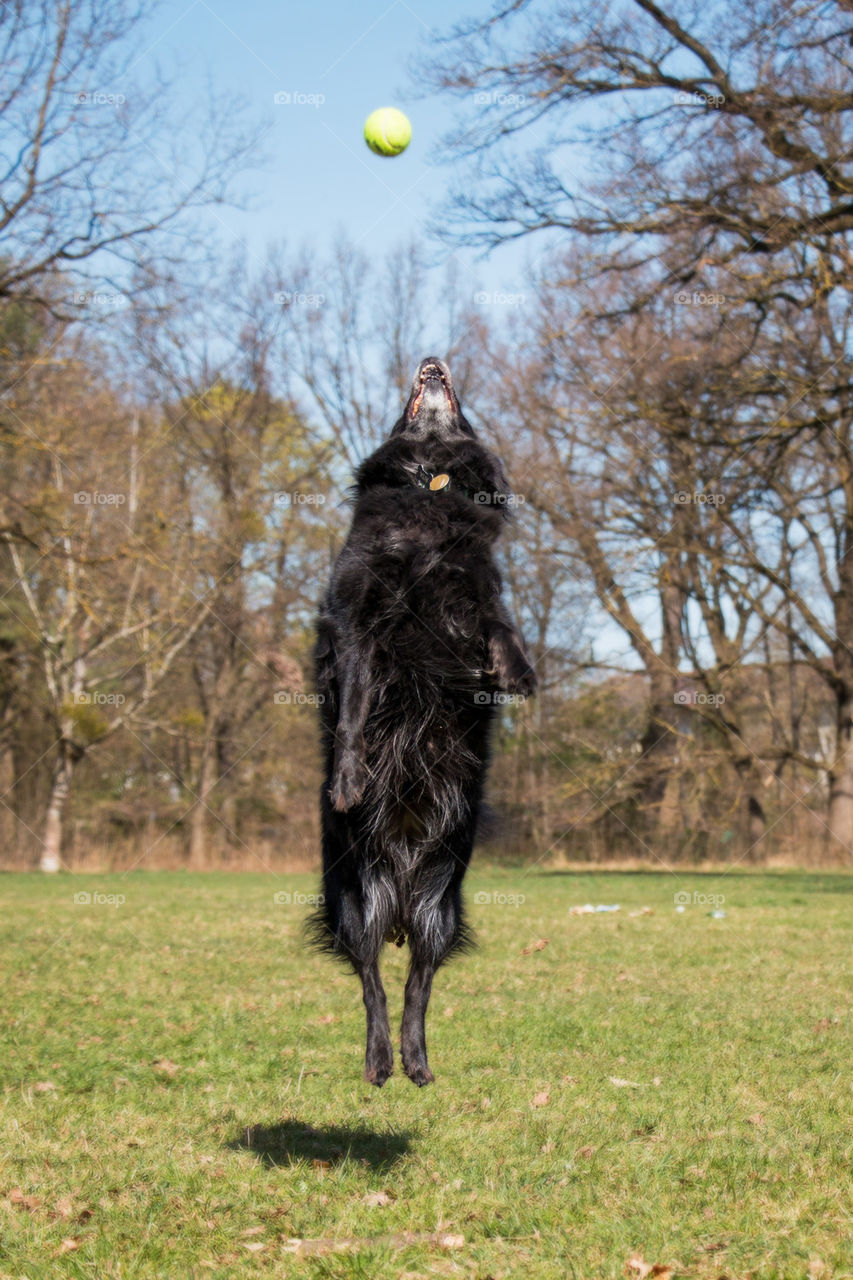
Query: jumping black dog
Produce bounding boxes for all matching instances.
[309,357,536,1086]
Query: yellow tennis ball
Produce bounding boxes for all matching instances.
[364,107,411,157]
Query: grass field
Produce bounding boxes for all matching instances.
[1,867,851,1279]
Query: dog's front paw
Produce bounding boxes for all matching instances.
[329,750,368,812]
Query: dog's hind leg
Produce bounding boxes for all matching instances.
[360,958,393,1086]
[401,874,468,1087]
[400,955,436,1086]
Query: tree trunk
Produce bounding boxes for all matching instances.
[215,724,239,848]
[187,735,216,868]
[827,688,853,858]
[734,758,768,859]
[633,672,682,830]
[41,740,76,872]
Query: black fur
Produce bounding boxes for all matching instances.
[308,357,536,1087]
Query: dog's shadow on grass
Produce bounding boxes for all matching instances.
[227,1118,413,1171]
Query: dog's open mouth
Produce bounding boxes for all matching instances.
[408,360,455,420]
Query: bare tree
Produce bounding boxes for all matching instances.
[426,0,853,859]
[427,0,853,288]
[2,340,213,870]
[131,257,331,865]
[0,0,258,313]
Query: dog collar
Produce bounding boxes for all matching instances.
[413,463,474,500]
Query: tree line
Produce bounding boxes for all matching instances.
[2,0,852,868]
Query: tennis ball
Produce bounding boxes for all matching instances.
[364,107,411,156]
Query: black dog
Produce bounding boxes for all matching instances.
[309,357,536,1086]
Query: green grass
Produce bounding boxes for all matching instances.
[1,868,851,1279]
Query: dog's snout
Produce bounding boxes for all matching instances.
[399,356,470,435]
[416,357,451,387]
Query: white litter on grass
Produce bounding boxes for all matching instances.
[709,909,727,918]
[569,903,621,915]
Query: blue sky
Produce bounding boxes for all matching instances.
[133,0,546,300]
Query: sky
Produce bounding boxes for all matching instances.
[132,0,547,304]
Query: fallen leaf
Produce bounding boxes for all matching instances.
[240,1226,264,1237]
[363,1190,392,1206]
[747,1113,765,1126]
[241,1241,265,1252]
[809,1259,827,1279]
[316,1014,336,1024]
[58,1239,80,1254]
[578,1145,595,1158]
[9,1189,41,1211]
[541,1141,555,1153]
[610,1077,643,1088]
[531,1091,550,1107]
[33,1080,56,1093]
[437,1233,464,1248]
[312,1158,330,1170]
[625,1257,671,1280]
[520,938,549,955]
